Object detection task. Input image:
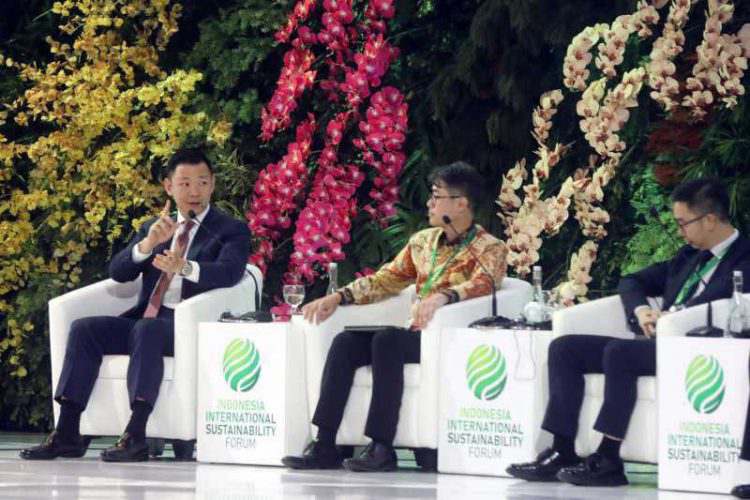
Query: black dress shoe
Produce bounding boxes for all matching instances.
[19,431,88,460]
[281,440,342,469]
[556,452,628,486]
[506,447,581,482]
[343,442,397,472]
[100,433,149,462]
[733,484,750,499]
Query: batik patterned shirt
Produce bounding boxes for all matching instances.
[340,225,507,305]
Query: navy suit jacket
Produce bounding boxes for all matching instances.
[618,235,750,335]
[109,206,252,319]
[618,236,750,334]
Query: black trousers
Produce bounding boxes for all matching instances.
[54,307,174,409]
[312,328,421,445]
[542,335,655,440]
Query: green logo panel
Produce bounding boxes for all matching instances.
[223,338,261,392]
[466,344,507,401]
[685,355,725,414]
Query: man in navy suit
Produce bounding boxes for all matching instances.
[21,148,251,462]
[508,178,750,486]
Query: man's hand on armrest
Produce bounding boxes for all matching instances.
[410,293,449,330]
[302,292,342,324]
[635,306,661,337]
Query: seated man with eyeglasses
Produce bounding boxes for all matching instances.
[507,177,750,487]
[281,161,507,472]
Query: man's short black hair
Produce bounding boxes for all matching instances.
[671,177,730,222]
[428,161,484,213]
[164,147,213,179]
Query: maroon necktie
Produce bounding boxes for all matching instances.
[143,220,195,318]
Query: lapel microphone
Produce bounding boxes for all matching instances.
[186,209,269,321]
[442,215,504,327]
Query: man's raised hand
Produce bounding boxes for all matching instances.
[138,200,177,254]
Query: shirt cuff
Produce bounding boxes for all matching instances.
[183,261,200,283]
[132,242,152,263]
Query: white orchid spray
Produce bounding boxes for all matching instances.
[497,89,573,276]
[498,0,750,305]
[684,0,748,117]
[647,0,694,111]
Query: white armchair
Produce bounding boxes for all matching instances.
[48,265,262,451]
[553,294,748,464]
[301,277,532,451]
[552,295,658,463]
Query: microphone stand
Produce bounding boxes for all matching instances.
[441,215,509,328]
[685,276,722,337]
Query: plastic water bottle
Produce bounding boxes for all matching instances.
[326,262,339,295]
[725,270,750,337]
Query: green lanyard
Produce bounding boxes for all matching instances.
[674,248,729,306]
[419,226,477,298]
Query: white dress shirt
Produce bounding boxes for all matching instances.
[131,205,209,308]
[693,229,739,297]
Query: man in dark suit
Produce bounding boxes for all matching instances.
[20,147,251,462]
[508,177,750,486]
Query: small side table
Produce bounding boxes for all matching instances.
[196,321,309,465]
[658,336,750,494]
[437,327,553,476]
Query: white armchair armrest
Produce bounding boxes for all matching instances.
[552,295,634,340]
[303,285,415,337]
[656,296,739,337]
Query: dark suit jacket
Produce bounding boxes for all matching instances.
[618,235,750,335]
[109,206,252,318]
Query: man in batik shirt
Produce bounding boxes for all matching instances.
[282,161,507,472]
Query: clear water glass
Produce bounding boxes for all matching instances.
[283,284,305,315]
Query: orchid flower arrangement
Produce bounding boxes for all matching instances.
[246,0,407,312]
[498,0,749,306]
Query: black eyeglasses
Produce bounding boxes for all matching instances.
[429,193,462,202]
[676,213,708,229]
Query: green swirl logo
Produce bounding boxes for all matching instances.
[466,344,507,401]
[223,338,261,392]
[685,355,725,414]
